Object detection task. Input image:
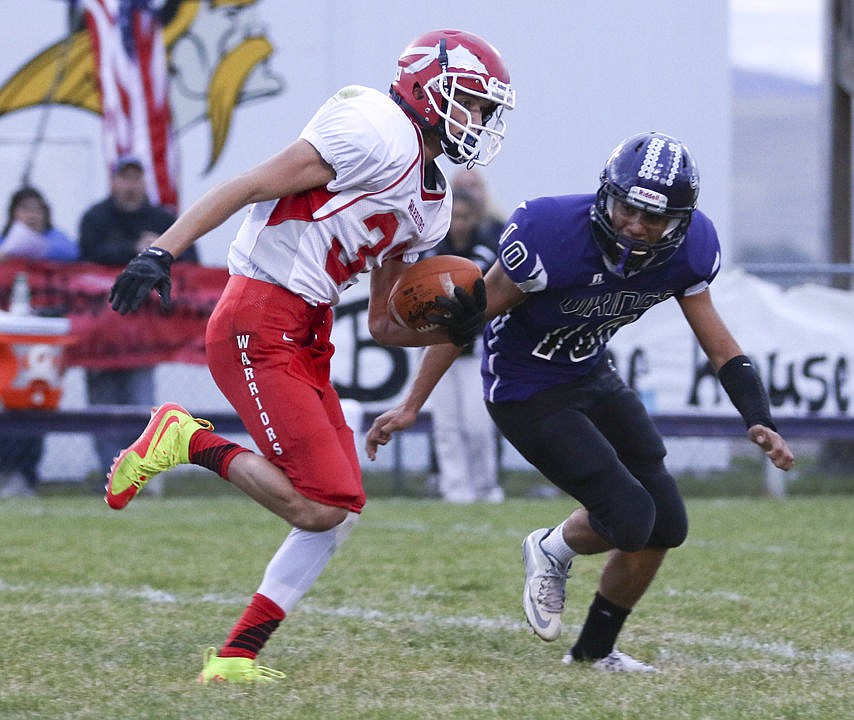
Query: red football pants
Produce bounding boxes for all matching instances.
[206,275,365,513]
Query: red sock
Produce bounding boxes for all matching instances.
[219,593,286,659]
[188,429,250,479]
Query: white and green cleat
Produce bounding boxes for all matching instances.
[197,647,286,684]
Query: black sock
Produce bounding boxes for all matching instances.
[570,592,631,661]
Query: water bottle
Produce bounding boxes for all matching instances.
[8,271,33,315]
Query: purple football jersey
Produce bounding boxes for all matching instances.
[482,194,721,402]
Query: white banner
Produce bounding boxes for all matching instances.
[607,269,851,418]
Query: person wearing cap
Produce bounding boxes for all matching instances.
[79,155,196,265]
[77,155,198,485]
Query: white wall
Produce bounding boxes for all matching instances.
[0,0,730,264]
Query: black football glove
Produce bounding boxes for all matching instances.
[109,247,174,315]
[427,278,487,347]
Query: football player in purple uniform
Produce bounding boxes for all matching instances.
[367,131,794,672]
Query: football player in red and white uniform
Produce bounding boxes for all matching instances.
[105,29,515,683]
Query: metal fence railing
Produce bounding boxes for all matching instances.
[739,262,854,289]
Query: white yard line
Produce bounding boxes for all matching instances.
[2,578,851,671]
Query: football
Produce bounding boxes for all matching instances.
[387,255,483,332]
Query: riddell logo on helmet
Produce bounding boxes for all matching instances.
[627,185,667,211]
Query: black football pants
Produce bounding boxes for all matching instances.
[486,359,688,551]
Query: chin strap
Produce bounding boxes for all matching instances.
[438,37,449,91]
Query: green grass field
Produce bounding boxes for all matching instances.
[0,492,851,719]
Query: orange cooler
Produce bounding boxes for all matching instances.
[0,313,72,410]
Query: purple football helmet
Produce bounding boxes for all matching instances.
[591,131,699,277]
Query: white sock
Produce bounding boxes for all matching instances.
[257,512,359,613]
[540,519,578,569]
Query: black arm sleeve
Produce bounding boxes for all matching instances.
[717,355,776,430]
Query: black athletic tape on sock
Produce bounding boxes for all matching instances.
[191,443,242,474]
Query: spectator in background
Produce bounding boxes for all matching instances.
[0,186,78,261]
[78,155,197,482]
[423,171,504,503]
[450,166,506,241]
[0,186,78,497]
[79,155,193,263]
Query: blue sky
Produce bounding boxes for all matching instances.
[730,0,824,83]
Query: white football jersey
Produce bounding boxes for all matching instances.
[227,85,452,306]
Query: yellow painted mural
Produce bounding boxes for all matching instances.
[0,0,283,172]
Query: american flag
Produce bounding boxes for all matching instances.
[79,0,178,209]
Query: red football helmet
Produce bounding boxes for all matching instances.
[390,29,515,166]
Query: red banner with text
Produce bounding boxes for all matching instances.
[0,259,229,369]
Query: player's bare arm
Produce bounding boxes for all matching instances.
[678,289,794,470]
[153,139,335,259]
[482,259,526,318]
[676,289,743,369]
[110,140,336,315]
[365,341,463,460]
